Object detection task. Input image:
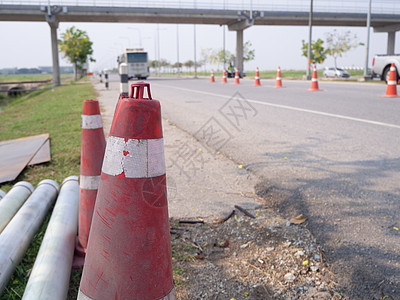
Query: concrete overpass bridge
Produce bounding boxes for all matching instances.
[1,1,400,85]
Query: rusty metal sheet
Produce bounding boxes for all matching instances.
[28,139,51,166]
[0,134,50,183]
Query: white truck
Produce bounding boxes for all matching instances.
[117,48,149,80]
[371,54,400,83]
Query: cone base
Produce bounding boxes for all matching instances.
[253,83,261,86]
[72,256,85,269]
[222,81,227,84]
[78,286,177,300]
[307,88,323,92]
[382,95,400,98]
[73,236,86,268]
[273,86,286,88]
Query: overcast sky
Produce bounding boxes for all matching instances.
[1,16,399,71]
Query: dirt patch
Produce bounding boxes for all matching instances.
[171,206,343,299]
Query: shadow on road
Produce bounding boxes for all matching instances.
[253,152,400,299]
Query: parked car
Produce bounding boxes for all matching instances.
[371,54,400,83]
[323,67,350,78]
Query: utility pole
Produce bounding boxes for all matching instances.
[223,26,226,71]
[194,24,197,78]
[157,24,160,76]
[364,0,372,80]
[307,0,313,80]
[177,24,180,77]
[223,0,226,70]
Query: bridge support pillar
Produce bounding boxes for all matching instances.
[387,31,395,55]
[374,25,400,56]
[236,29,244,76]
[47,19,61,86]
[228,18,253,77]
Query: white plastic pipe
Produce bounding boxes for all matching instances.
[0,181,34,233]
[0,189,6,200]
[22,176,79,300]
[0,179,59,294]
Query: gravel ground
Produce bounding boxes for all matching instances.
[171,206,342,300]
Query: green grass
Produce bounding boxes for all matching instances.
[0,74,73,83]
[171,239,197,288]
[0,83,96,299]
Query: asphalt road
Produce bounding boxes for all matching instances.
[143,77,400,299]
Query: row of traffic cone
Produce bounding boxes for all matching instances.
[211,64,399,95]
[77,83,175,299]
[212,67,286,87]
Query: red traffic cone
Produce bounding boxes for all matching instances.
[273,66,285,88]
[234,68,240,84]
[222,69,228,84]
[307,65,323,91]
[210,69,215,83]
[79,100,106,251]
[384,63,399,97]
[253,67,261,86]
[78,83,175,300]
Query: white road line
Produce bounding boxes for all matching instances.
[153,84,400,130]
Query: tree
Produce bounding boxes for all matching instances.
[184,60,194,72]
[243,41,255,63]
[172,62,183,70]
[207,48,234,70]
[217,49,234,68]
[325,30,364,68]
[159,59,170,72]
[58,26,95,80]
[301,38,328,65]
[149,60,158,70]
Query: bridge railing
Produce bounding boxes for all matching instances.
[1,0,400,15]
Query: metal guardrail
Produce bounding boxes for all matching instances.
[1,0,400,15]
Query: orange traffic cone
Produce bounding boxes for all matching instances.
[78,83,175,300]
[210,69,215,83]
[79,100,106,251]
[222,69,228,83]
[273,66,285,88]
[234,68,240,84]
[383,63,399,97]
[307,65,323,91]
[254,67,261,86]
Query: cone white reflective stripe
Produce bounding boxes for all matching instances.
[388,81,397,85]
[390,67,396,71]
[312,78,318,82]
[276,77,282,80]
[79,175,101,190]
[78,287,177,300]
[255,76,260,79]
[81,115,103,129]
[78,290,91,300]
[102,136,166,178]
